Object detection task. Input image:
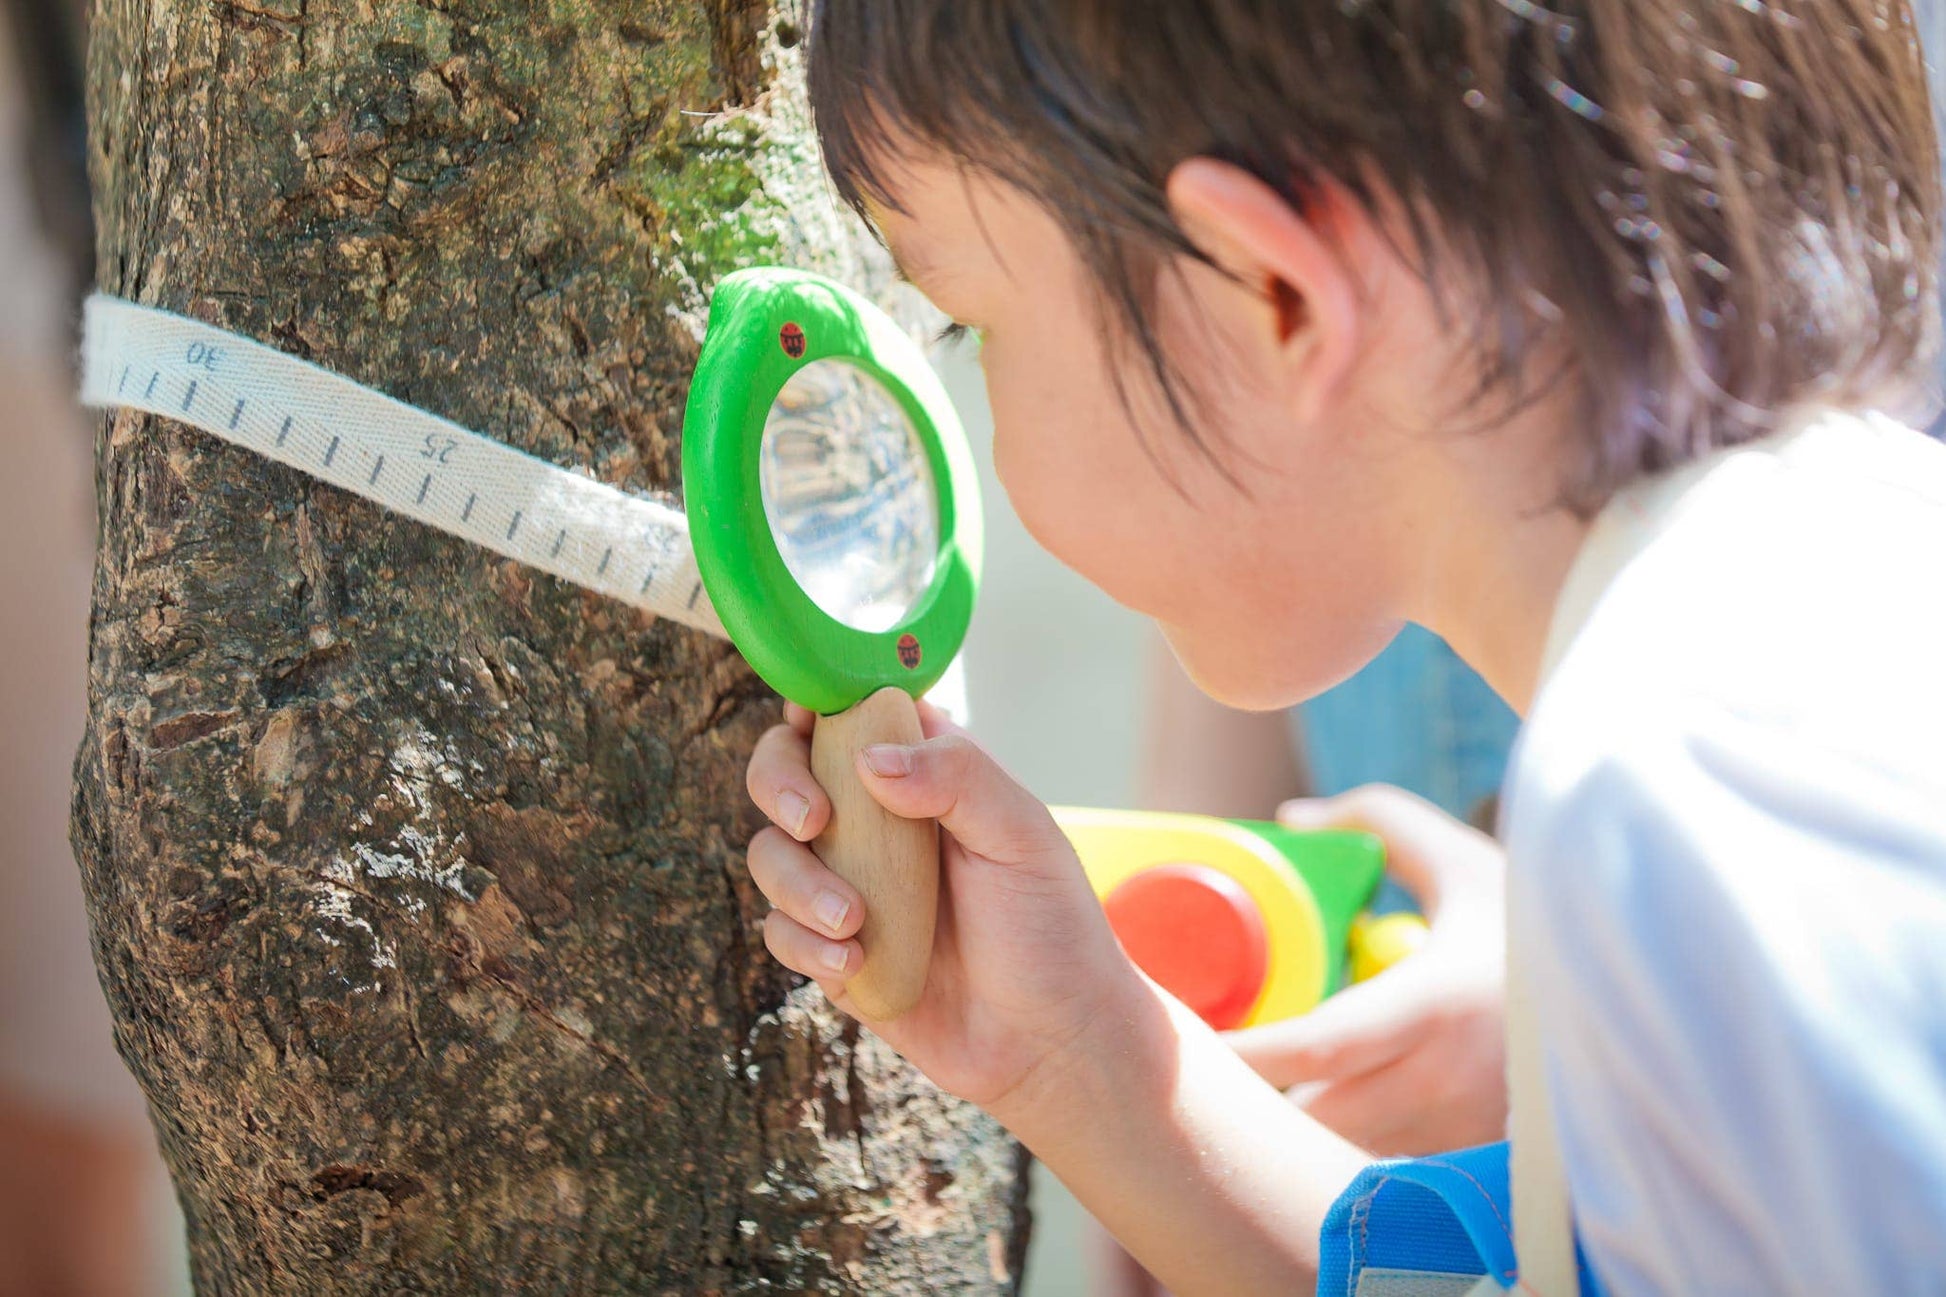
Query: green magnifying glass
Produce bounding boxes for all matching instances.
[683,268,983,1020]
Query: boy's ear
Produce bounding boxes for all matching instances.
[1165,158,1363,424]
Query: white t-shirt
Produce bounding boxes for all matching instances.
[1501,410,1946,1294]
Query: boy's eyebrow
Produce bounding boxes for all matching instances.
[884,237,944,290]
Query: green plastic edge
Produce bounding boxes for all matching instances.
[1228,823,1386,997]
[681,267,985,715]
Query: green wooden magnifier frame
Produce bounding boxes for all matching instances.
[682,267,984,1020]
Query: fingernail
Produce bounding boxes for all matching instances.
[862,744,913,777]
[821,941,852,974]
[778,790,811,839]
[1277,799,1323,826]
[814,891,850,934]
[1287,1079,1329,1106]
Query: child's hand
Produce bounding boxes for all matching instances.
[744,700,1140,1115]
[1223,786,1507,1156]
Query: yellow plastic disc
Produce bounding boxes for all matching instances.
[1053,807,1328,1026]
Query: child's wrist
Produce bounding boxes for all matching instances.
[986,965,1176,1152]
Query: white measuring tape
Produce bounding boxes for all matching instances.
[79,293,973,720]
[79,293,727,638]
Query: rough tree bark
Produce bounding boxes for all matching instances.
[74,1,1031,1291]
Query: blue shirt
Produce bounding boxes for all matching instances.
[1296,622,1519,823]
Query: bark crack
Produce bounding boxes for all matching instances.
[482,969,655,1099]
[307,1163,426,1211]
[149,707,243,749]
[843,1018,874,1185]
[398,975,429,1061]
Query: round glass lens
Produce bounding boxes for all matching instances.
[759,359,940,633]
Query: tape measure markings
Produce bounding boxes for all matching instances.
[81,295,725,639]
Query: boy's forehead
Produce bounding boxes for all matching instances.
[868,209,968,301]
[885,237,948,291]
[865,193,951,277]
[865,172,1019,294]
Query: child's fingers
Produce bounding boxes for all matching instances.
[746,827,864,940]
[763,907,862,982]
[1290,1037,1507,1157]
[1288,1054,1435,1157]
[1277,783,1502,915]
[756,702,965,839]
[1222,963,1433,1088]
[746,722,830,842]
[852,732,1069,872]
[913,695,971,741]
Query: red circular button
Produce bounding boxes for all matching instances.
[1104,864,1270,1030]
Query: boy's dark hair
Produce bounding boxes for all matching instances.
[808,1,1942,506]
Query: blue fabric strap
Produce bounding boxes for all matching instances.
[1317,1142,1603,1297]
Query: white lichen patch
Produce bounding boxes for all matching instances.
[308,880,395,993]
[318,730,480,908]
[390,730,469,803]
[313,881,365,927]
[348,835,473,899]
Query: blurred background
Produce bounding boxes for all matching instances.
[0,1,194,1294]
[3,3,1941,1295]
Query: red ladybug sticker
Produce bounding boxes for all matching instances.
[896,633,922,669]
[779,322,806,358]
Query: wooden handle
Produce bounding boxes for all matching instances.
[809,686,939,1020]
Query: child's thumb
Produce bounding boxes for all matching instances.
[854,734,1069,872]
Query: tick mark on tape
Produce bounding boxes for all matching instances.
[144,372,158,400]
[688,581,702,609]
[277,416,293,447]
[416,474,431,504]
[461,493,477,522]
[506,511,522,541]
[229,398,245,430]
[117,367,129,396]
[369,455,385,486]
[640,565,658,595]
[551,530,567,558]
[597,548,613,576]
[182,380,198,412]
[324,436,341,468]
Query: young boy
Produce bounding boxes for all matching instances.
[744,3,1946,1292]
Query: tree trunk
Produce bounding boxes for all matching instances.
[74,1,1031,1291]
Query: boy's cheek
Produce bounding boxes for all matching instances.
[995,455,1165,614]
[988,389,1167,578]
[985,386,1096,563]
